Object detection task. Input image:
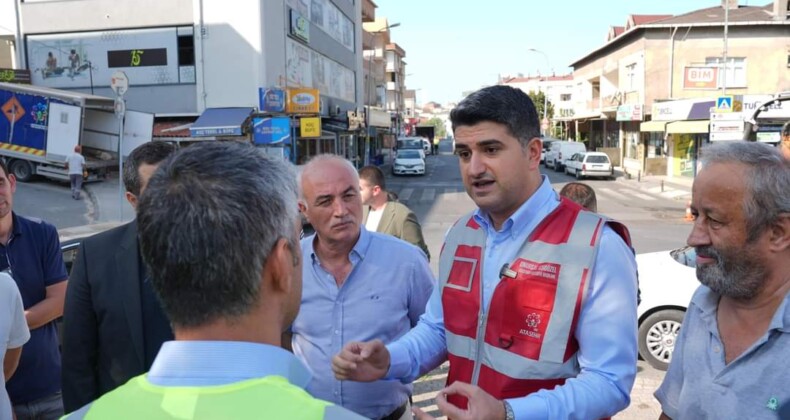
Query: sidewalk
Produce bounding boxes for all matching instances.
[614,168,693,202]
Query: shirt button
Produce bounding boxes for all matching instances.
[713,346,720,353]
[334,330,340,335]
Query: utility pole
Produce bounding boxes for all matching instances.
[722,2,729,95]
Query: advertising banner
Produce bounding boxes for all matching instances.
[300,116,321,137]
[253,117,291,145]
[259,88,286,113]
[287,88,320,114]
[683,66,718,90]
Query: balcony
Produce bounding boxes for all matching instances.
[362,0,376,23]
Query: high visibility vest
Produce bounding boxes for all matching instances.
[63,374,358,420]
[440,199,631,409]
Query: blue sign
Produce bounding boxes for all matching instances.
[253,117,291,145]
[259,87,286,113]
[716,96,733,111]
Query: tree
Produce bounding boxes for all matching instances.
[421,117,447,138]
[528,91,554,126]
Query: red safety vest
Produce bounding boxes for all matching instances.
[440,198,631,410]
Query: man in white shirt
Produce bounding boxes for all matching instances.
[65,146,86,200]
[2,272,31,420]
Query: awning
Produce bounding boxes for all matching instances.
[189,107,254,137]
[640,120,669,132]
[666,120,709,134]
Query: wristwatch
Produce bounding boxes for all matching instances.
[503,400,515,420]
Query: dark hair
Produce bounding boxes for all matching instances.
[450,85,540,148]
[782,121,790,137]
[559,182,598,212]
[123,141,177,195]
[0,160,8,178]
[137,142,298,329]
[358,165,386,190]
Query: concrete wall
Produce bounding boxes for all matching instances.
[20,0,193,33]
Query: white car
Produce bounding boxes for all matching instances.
[392,149,425,176]
[564,152,614,180]
[636,246,700,370]
[421,138,432,156]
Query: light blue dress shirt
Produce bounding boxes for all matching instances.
[387,176,639,420]
[292,227,435,419]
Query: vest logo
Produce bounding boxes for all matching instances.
[515,259,560,282]
[519,313,542,339]
[767,397,778,411]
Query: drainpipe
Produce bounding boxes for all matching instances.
[194,0,207,112]
[668,27,678,99]
[14,0,24,67]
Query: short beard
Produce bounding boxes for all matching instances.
[695,244,767,300]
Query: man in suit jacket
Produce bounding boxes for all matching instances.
[61,142,176,413]
[359,166,430,260]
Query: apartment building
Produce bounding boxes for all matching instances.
[567,0,790,178]
[11,0,365,163]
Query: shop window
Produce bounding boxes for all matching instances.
[625,131,639,159]
[647,132,665,158]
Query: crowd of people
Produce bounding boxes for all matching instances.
[0,85,788,420]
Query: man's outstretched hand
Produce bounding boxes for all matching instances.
[332,339,391,382]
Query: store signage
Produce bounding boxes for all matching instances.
[259,87,286,113]
[286,88,320,114]
[253,117,291,145]
[616,104,644,121]
[300,117,321,137]
[683,66,718,90]
[290,10,310,43]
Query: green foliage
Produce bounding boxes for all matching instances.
[528,91,554,121]
[422,117,447,138]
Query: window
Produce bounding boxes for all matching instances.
[178,35,195,66]
[560,94,571,101]
[625,63,637,91]
[705,57,746,88]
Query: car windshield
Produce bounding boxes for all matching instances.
[397,150,421,159]
[399,139,422,149]
[587,155,610,163]
[670,246,697,268]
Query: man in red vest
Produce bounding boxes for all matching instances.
[332,85,639,420]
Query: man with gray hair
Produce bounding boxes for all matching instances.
[292,155,434,419]
[655,141,790,419]
[64,142,364,419]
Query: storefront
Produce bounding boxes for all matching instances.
[616,104,643,174]
[646,98,714,178]
[366,106,392,166]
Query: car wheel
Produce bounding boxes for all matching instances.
[10,160,35,182]
[554,163,562,172]
[638,309,685,371]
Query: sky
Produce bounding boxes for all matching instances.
[373,0,762,105]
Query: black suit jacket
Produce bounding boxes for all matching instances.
[61,221,168,412]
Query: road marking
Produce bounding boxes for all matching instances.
[620,189,657,201]
[421,188,436,202]
[398,188,414,201]
[597,188,629,201]
[662,190,690,199]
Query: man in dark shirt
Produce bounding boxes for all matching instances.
[0,161,68,420]
[61,141,176,413]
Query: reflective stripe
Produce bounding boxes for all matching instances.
[447,331,579,379]
[439,213,483,289]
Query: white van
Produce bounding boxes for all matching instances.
[545,141,587,171]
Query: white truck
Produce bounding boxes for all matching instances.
[0,81,153,182]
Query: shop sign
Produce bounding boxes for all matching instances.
[683,66,718,90]
[651,98,714,121]
[289,9,310,43]
[259,87,286,113]
[710,120,744,141]
[286,88,320,114]
[366,107,391,128]
[616,104,644,121]
[300,117,321,137]
[253,117,291,145]
[742,95,790,119]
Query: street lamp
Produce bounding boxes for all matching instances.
[527,48,551,136]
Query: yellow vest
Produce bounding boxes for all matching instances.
[64,374,334,419]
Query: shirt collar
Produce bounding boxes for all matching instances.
[472,175,557,239]
[147,340,312,388]
[692,286,790,334]
[308,225,370,263]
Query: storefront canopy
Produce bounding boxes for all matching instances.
[666,120,709,134]
[640,121,669,132]
[189,107,254,137]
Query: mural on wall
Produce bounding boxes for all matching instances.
[27,27,187,89]
[672,134,697,178]
[286,38,354,103]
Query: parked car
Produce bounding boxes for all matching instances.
[392,149,426,176]
[545,141,586,171]
[397,137,426,159]
[421,138,432,156]
[564,152,614,180]
[540,138,557,163]
[636,246,700,370]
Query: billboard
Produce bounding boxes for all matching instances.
[683,66,718,90]
[27,27,191,89]
[253,117,291,145]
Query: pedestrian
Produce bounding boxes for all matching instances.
[65,145,85,200]
[432,137,440,155]
[332,85,638,420]
[559,181,597,212]
[655,141,790,420]
[61,141,177,413]
[0,160,69,420]
[63,142,365,419]
[780,121,790,161]
[1,272,30,420]
[359,165,430,260]
[292,155,434,419]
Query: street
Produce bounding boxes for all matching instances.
[12,139,687,419]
